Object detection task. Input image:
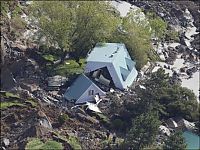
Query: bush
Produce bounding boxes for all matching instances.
[25,138,63,150]
[112,119,124,131]
[67,136,82,150]
[58,113,69,125]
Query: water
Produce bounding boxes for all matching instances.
[183,131,200,150]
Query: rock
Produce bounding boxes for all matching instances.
[39,118,52,129]
[3,138,10,147]
[76,113,99,124]
[37,111,52,129]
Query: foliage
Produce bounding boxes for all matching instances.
[5,92,20,99]
[165,29,179,42]
[25,138,64,150]
[46,59,86,77]
[137,68,198,121]
[41,140,64,150]
[109,9,162,69]
[95,113,111,125]
[58,113,69,125]
[146,11,167,42]
[51,131,82,150]
[25,138,44,150]
[124,112,161,150]
[0,1,22,19]
[11,15,26,30]
[0,101,25,109]
[112,118,125,131]
[67,136,82,150]
[163,131,187,150]
[42,54,58,62]
[25,99,38,107]
[30,1,120,62]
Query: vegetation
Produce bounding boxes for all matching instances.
[25,99,38,107]
[123,112,160,149]
[58,113,69,125]
[111,9,153,69]
[42,54,58,62]
[46,58,86,77]
[0,1,23,19]
[146,12,167,43]
[0,101,25,109]
[5,92,20,99]
[67,136,82,150]
[51,131,82,150]
[30,1,120,64]
[163,131,187,150]
[137,68,199,121]
[25,138,64,150]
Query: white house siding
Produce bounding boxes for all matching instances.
[123,67,138,88]
[75,84,106,104]
[107,63,124,89]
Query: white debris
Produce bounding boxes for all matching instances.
[139,85,146,89]
[86,102,102,113]
[159,125,171,136]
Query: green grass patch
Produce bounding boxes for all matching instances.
[51,131,82,150]
[25,138,63,150]
[42,54,58,62]
[5,92,20,99]
[25,99,38,107]
[0,101,25,109]
[67,136,82,150]
[47,58,86,77]
[95,113,111,124]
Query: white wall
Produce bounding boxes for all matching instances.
[76,84,106,104]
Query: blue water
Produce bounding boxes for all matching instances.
[183,131,200,150]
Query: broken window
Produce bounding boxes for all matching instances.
[88,90,94,96]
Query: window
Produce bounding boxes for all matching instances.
[127,65,130,71]
[88,90,94,96]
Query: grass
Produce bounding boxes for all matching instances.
[5,92,20,99]
[43,54,58,62]
[67,136,82,150]
[25,98,38,107]
[25,138,44,149]
[1,92,38,109]
[51,131,82,150]
[95,113,111,125]
[0,101,25,109]
[25,138,64,150]
[46,58,86,77]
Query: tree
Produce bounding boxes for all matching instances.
[137,68,198,121]
[30,1,120,64]
[111,9,153,69]
[146,11,167,44]
[163,131,187,150]
[124,112,161,149]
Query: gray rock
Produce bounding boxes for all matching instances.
[3,138,10,146]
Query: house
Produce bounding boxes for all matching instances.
[64,74,106,104]
[85,43,138,90]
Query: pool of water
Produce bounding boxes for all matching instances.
[183,131,200,150]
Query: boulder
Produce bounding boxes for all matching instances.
[3,138,10,147]
[76,113,99,124]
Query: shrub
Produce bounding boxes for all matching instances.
[112,119,124,131]
[58,113,69,125]
[25,138,63,150]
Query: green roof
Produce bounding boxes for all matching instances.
[64,74,93,101]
